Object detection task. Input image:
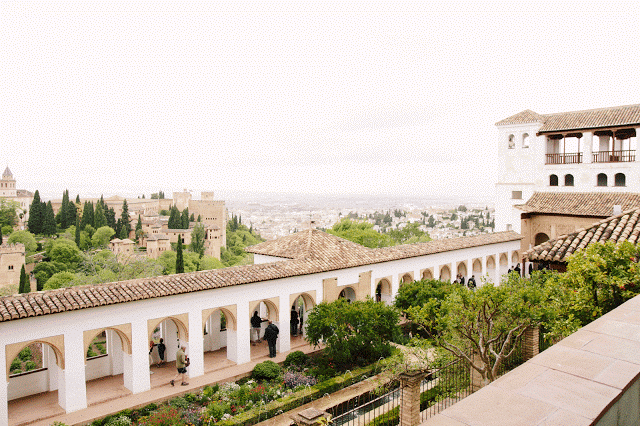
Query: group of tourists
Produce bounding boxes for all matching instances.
[148,338,189,387]
[251,310,280,357]
[454,273,476,289]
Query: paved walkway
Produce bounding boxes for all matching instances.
[9,336,315,426]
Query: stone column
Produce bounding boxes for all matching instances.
[399,371,426,426]
[0,342,7,426]
[129,319,151,393]
[235,302,251,364]
[61,330,87,412]
[583,132,593,164]
[523,326,540,361]
[188,308,204,378]
[278,296,291,354]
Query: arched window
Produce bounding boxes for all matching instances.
[522,133,530,148]
[564,174,574,186]
[508,134,515,149]
[615,173,626,187]
[534,233,550,245]
[597,173,608,187]
[549,174,558,186]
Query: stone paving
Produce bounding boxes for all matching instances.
[9,336,313,426]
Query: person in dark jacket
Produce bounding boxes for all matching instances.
[156,338,166,367]
[251,311,263,345]
[290,306,299,336]
[263,320,279,358]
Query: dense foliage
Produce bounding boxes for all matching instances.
[305,298,399,367]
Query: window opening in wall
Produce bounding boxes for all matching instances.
[564,174,574,186]
[549,174,558,186]
[511,191,522,200]
[597,173,608,187]
[522,133,530,148]
[508,134,515,149]
[8,265,13,270]
[615,173,626,187]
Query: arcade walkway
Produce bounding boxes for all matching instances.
[10,336,314,426]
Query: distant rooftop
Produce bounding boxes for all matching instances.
[516,192,640,217]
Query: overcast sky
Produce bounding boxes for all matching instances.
[2,1,639,201]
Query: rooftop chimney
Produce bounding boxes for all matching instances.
[613,205,623,215]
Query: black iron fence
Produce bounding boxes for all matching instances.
[329,384,401,426]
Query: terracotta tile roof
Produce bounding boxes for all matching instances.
[496,104,640,133]
[495,109,545,126]
[524,208,640,262]
[515,192,640,217]
[0,230,520,322]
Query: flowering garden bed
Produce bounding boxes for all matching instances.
[77,351,386,426]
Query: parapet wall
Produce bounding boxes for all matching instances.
[0,243,25,255]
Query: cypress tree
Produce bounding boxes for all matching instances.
[27,190,43,234]
[56,190,69,229]
[135,214,142,242]
[81,201,94,230]
[43,201,57,236]
[115,218,122,239]
[75,194,80,204]
[189,213,195,222]
[181,208,189,229]
[175,235,184,273]
[105,206,116,230]
[168,206,180,229]
[94,203,107,229]
[75,217,81,247]
[19,265,29,293]
[66,190,77,225]
[120,200,131,238]
[197,214,201,222]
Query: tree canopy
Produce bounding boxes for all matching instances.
[7,230,37,253]
[327,218,394,248]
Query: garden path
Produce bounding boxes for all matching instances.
[9,335,313,426]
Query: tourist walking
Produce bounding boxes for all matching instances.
[251,311,263,345]
[290,306,299,336]
[170,345,189,386]
[264,320,279,358]
[156,338,166,367]
[468,275,476,290]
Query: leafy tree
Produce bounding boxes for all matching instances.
[394,279,458,314]
[18,265,29,293]
[458,205,468,212]
[175,235,184,273]
[92,226,115,248]
[327,218,394,248]
[408,275,546,386]
[75,217,81,247]
[43,271,77,290]
[387,222,431,245]
[47,239,83,269]
[33,261,67,291]
[94,203,107,229]
[27,190,43,234]
[190,213,195,222]
[0,199,19,229]
[42,201,57,236]
[120,200,131,238]
[168,206,181,229]
[7,230,37,253]
[190,223,206,258]
[305,298,399,367]
[181,208,190,229]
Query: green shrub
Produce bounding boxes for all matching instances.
[104,416,132,426]
[96,343,106,354]
[10,358,22,372]
[138,406,186,425]
[25,361,37,371]
[283,350,309,368]
[87,348,97,358]
[251,360,282,381]
[19,347,32,361]
[366,406,399,426]
[168,396,190,408]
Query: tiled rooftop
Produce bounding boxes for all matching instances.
[524,208,640,262]
[0,230,520,322]
[424,294,640,425]
[516,192,640,217]
[496,104,640,133]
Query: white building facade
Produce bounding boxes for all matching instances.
[0,230,520,425]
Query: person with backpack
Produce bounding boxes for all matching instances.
[263,320,279,358]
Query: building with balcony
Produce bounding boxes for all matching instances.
[495,104,640,253]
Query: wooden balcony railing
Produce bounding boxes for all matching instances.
[592,150,636,163]
[545,153,582,165]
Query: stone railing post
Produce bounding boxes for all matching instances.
[400,370,426,426]
[290,407,331,426]
[523,325,539,361]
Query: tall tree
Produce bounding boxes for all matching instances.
[105,206,116,230]
[18,265,29,293]
[94,203,107,229]
[190,223,206,258]
[75,217,81,247]
[75,194,80,204]
[65,190,77,225]
[81,201,94,230]
[56,190,69,229]
[27,190,43,234]
[135,214,143,243]
[43,201,57,236]
[175,235,184,273]
[120,200,131,238]
[168,205,181,229]
[181,208,189,229]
